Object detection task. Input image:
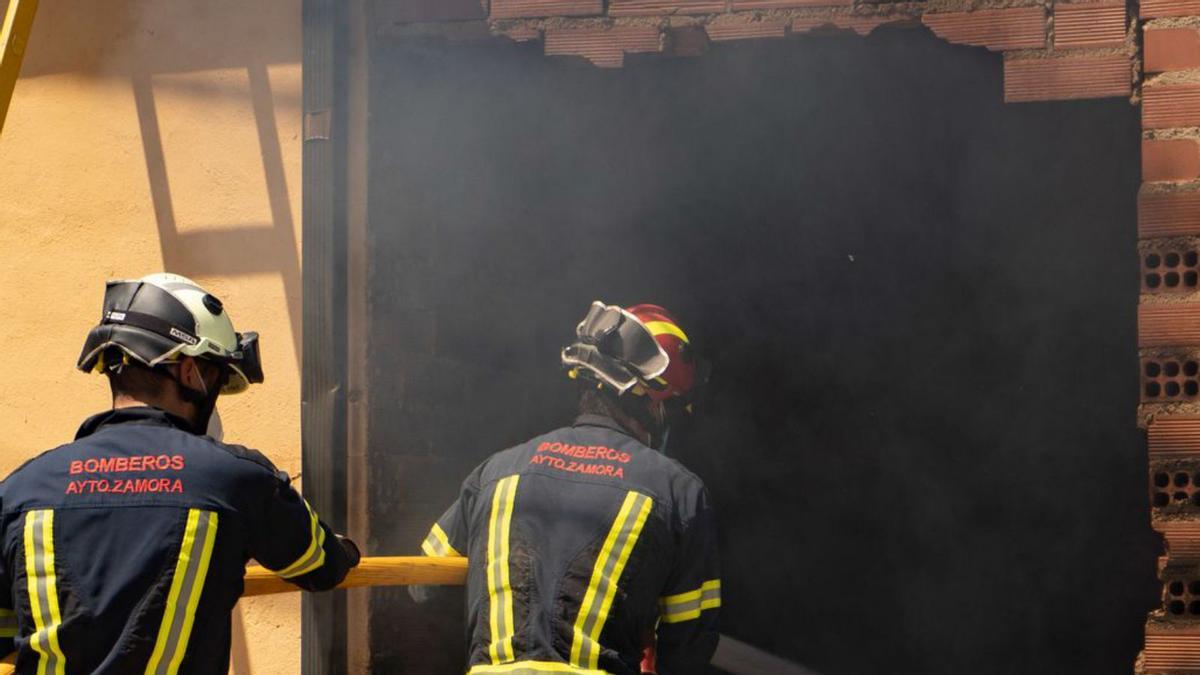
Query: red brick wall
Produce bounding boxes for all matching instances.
[383,0,1135,103]
[1139,0,1200,668]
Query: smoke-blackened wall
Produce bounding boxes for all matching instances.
[365,28,1155,674]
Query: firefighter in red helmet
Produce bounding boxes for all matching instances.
[418,301,720,674]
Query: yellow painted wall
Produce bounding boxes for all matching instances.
[0,1,304,672]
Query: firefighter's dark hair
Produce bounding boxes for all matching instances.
[577,385,657,438]
[578,386,617,417]
[102,348,170,402]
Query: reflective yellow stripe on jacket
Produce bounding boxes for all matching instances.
[421,523,462,557]
[486,475,520,664]
[659,579,721,624]
[569,491,654,670]
[272,499,326,579]
[145,509,218,675]
[24,509,65,675]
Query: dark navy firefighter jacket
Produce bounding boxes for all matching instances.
[0,407,356,674]
[420,413,720,675]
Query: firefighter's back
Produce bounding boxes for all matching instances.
[453,415,715,675]
[0,407,296,674]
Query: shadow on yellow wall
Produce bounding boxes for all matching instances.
[18,1,299,79]
[16,0,305,370]
[131,63,302,369]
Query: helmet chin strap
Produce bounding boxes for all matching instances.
[652,425,671,455]
[624,395,671,452]
[646,398,690,454]
[649,403,676,453]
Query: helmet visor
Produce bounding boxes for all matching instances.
[568,302,669,385]
[234,331,264,384]
[218,331,263,395]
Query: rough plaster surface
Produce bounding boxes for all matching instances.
[0,1,304,672]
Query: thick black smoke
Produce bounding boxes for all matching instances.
[365,26,1157,674]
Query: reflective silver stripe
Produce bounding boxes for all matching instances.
[659,579,720,624]
[25,509,65,675]
[31,512,59,675]
[486,475,520,663]
[145,510,218,675]
[421,524,460,557]
[422,523,458,554]
[571,492,653,669]
[278,524,325,579]
[420,530,444,552]
[661,595,701,616]
[0,609,16,637]
[273,501,326,579]
[421,534,445,557]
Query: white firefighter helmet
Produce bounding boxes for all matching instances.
[76,273,263,394]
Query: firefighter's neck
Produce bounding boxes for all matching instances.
[112,390,197,425]
[605,399,652,446]
[620,415,651,446]
[111,361,203,428]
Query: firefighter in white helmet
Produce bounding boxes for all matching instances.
[0,273,359,674]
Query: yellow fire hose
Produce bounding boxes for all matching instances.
[243,555,467,596]
[0,556,467,672]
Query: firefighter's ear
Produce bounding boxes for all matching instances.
[175,357,205,393]
[179,356,226,395]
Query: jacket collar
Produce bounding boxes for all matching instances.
[75,406,194,440]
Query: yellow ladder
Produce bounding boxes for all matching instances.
[0,0,38,138]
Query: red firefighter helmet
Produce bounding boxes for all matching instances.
[561,301,704,403]
[624,304,697,403]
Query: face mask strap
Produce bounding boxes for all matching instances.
[167,359,226,435]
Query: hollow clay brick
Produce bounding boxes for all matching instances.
[1143,0,1200,18]
[609,0,725,15]
[490,0,603,20]
[1145,617,1200,669]
[706,20,788,41]
[1140,354,1200,399]
[732,0,853,8]
[1145,139,1200,182]
[1147,28,1200,73]
[922,7,1046,51]
[1002,55,1130,102]
[544,26,661,67]
[1054,2,1126,49]
[1150,415,1200,458]
[1140,302,1200,347]
[1145,84,1200,129]
[1140,190,1200,238]
[497,25,542,42]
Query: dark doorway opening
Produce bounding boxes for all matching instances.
[361,27,1155,675]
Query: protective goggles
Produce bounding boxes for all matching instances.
[562,301,668,394]
[231,331,264,384]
